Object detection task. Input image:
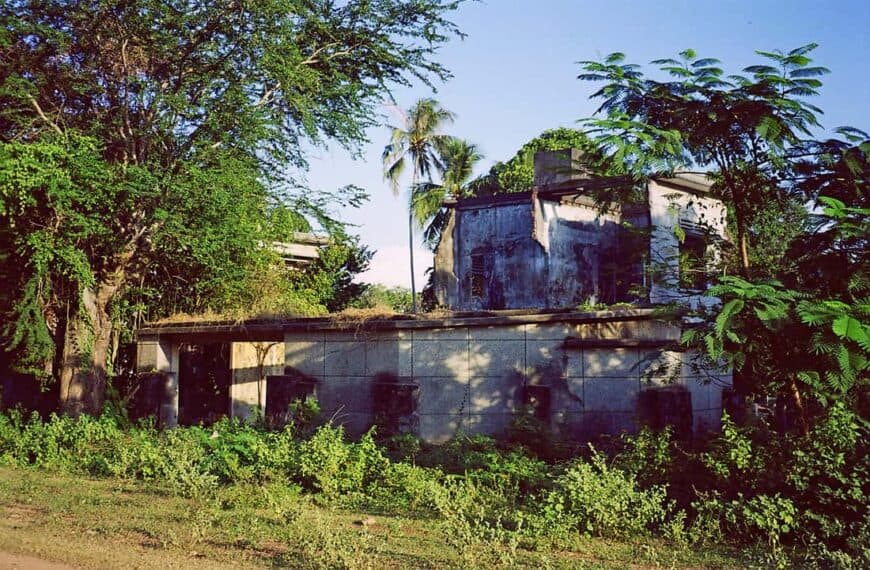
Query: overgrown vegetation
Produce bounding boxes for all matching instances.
[0,406,866,568]
[0,0,468,414]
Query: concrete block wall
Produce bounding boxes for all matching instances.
[280,315,731,442]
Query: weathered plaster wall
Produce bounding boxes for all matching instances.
[229,342,284,421]
[433,209,458,307]
[281,315,730,442]
[647,179,729,307]
[542,200,621,307]
[452,202,545,310]
[436,175,728,312]
[445,198,624,311]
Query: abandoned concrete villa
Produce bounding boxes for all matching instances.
[135,150,732,442]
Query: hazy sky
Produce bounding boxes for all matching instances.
[304,0,869,287]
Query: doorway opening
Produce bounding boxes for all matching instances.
[178,343,231,425]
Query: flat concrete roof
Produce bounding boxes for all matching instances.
[136,307,674,343]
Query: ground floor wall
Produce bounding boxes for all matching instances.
[229,342,284,421]
[276,317,730,442]
[136,312,731,441]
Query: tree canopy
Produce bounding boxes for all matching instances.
[0,0,467,414]
[578,45,835,276]
[577,45,868,424]
[411,137,482,248]
[467,127,608,196]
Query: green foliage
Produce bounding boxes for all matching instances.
[431,475,523,567]
[468,128,610,196]
[411,137,483,248]
[688,403,868,563]
[578,44,833,276]
[683,270,868,405]
[539,450,673,538]
[0,0,467,405]
[382,98,458,310]
[700,411,769,483]
[613,425,676,487]
[293,425,389,498]
[348,284,414,314]
[1,405,867,564]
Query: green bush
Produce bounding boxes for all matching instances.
[538,449,673,538]
[293,425,388,497]
[613,425,676,488]
[0,401,866,563]
[368,461,444,513]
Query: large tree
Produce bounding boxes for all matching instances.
[577,45,868,420]
[0,0,467,414]
[578,45,829,277]
[382,98,456,313]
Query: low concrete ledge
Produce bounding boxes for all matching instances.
[136,307,678,341]
[562,337,686,350]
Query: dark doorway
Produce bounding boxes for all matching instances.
[178,343,231,425]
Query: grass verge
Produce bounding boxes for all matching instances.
[0,465,743,569]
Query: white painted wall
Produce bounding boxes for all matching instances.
[647,178,729,308]
[229,342,284,421]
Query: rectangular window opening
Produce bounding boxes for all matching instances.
[470,252,487,299]
[679,230,709,291]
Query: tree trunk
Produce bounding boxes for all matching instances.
[733,206,751,278]
[788,376,809,436]
[58,272,125,416]
[408,209,418,314]
[409,167,418,314]
[732,205,752,400]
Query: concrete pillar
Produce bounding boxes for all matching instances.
[136,335,179,427]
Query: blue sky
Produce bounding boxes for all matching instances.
[304,0,869,287]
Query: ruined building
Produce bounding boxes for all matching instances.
[134,149,732,442]
[434,149,728,310]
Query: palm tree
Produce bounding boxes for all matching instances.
[411,137,483,249]
[382,98,455,313]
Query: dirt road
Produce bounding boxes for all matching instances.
[0,552,76,570]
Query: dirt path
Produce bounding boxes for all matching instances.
[0,552,76,570]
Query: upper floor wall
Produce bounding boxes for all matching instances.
[433,155,728,311]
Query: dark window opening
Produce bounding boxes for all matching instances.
[470,252,486,299]
[679,231,709,291]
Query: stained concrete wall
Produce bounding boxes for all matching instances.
[135,336,179,427]
[229,342,284,420]
[282,314,730,442]
[443,198,624,311]
[451,201,545,310]
[435,173,728,312]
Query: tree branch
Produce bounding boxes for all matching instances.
[26,95,64,136]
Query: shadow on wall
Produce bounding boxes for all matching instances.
[131,330,728,442]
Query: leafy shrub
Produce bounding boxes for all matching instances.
[687,403,868,563]
[538,449,672,538]
[293,425,388,497]
[1,400,866,563]
[431,475,523,567]
[417,434,549,496]
[613,425,676,487]
[368,461,444,513]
